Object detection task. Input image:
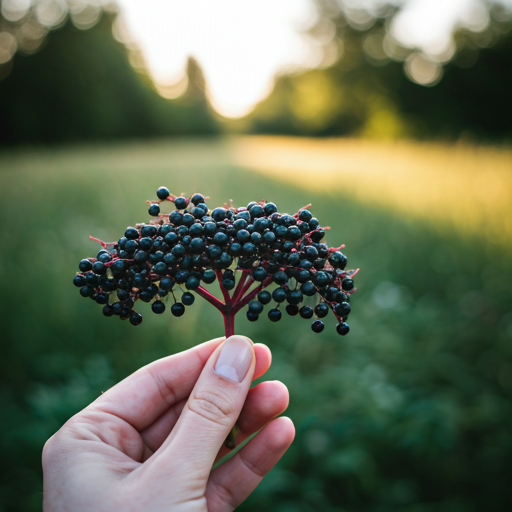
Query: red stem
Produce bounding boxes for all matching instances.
[215,269,232,304]
[232,271,250,303]
[232,275,273,314]
[194,286,225,312]
[223,307,235,337]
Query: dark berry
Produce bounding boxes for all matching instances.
[159,277,174,291]
[140,290,153,302]
[313,271,329,286]
[191,207,205,219]
[288,226,301,240]
[311,229,325,243]
[181,213,194,227]
[300,281,316,296]
[286,304,299,316]
[311,320,324,333]
[164,254,177,266]
[211,207,226,221]
[297,270,310,283]
[287,290,303,305]
[156,186,170,200]
[134,251,147,263]
[250,204,265,218]
[202,269,216,284]
[73,275,86,287]
[272,287,287,303]
[171,302,185,317]
[252,267,267,282]
[103,305,114,317]
[152,262,167,276]
[189,223,204,237]
[117,289,130,301]
[92,261,106,275]
[125,227,139,240]
[314,303,329,318]
[130,313,143,326]
[258,290,272,304]
[169,211,183,225]
[229,242,242,255]
[248,300,264,315]
[247,311,259,322]
[152,300,166,314]
[164,232,178,246]
[213,232,229,246]
[298,209,312,222]
[309,218,319,229]
[95,293,109,305]
[80,285,94,297]
[148,203,160,217]
[125,240,138,253]
[79,259,93,272]
[342,278,355,291]
[336,322,350,335]
[236,210,251,222]
[264,202,278,215]
[97,252,112,263]
[242,242,256,255]
[190,238,205,254]
[171,244,185,257]
[223,279,235,290]
[300,259,313,270]
[191,193,205,205]
[300,306,314,319]
[139,238,153,251]
[236,229,250,242]
[273,271,288,285]
[304,245,318,261]
[185,277,200,290]
[182,292,195,306]
[204,222,217,236]
[174,196,188,209]
[263,231,276,244]
[334,302,351,317]
[268,308,282,322]
[218,252,233,268]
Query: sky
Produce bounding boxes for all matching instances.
[113,0,511,118]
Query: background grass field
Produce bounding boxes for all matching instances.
[1,137,512,512]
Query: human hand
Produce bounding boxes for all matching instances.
[42,335,294,511]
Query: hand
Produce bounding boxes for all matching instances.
[42,335,294,511]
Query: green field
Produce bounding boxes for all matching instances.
[1,137,511,512]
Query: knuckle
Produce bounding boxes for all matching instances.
[42,435,56,466]
[188,388,236,427]
[212,479,238,510]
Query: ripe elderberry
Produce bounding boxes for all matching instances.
[74,190,357,337]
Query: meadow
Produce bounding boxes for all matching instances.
[1,136,511,512]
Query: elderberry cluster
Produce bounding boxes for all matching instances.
[73,188,357,334]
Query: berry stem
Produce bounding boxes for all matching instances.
[223,307,235,337]
[194,286,225,312]
[215,269,232,304]
[232,275,273,314]
[232,271,250,303]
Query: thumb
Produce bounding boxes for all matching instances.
[147,335,255,484]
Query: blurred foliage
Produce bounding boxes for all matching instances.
[0,10,218,145]
[245,11,512,141]
[0,138,511,511]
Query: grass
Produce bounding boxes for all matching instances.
[0,136,511,512]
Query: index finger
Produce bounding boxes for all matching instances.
[87,338,271,431]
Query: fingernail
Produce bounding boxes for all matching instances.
[214,336,253,383]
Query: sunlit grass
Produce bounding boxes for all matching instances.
[232,136,512,250]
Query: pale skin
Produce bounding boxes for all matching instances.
[42,335,295,511]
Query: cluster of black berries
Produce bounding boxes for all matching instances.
[73,188,357,334]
